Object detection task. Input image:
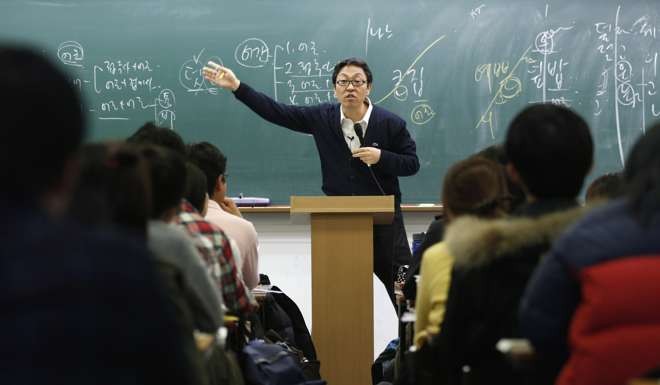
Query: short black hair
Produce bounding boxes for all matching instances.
[184,162,208,213]
[332,57,373,86]
[505,104,593,199]
[187,142,227,197]
[0,46,84,200]
[624,122,660,225]
[140,145,187,219]
[127,122,186,156]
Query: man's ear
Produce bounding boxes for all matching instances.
[212,175,224,196]
[215,175,224,190]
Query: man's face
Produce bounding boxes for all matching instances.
[334,65,371,109]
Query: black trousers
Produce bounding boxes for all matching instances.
[373,213,412,306]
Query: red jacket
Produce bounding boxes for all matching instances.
[520,199,660,385]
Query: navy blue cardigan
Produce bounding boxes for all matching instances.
[233,83,419,206]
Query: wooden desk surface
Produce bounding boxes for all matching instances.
[240,204,443,214]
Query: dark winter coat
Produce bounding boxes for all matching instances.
[417,200,586,385]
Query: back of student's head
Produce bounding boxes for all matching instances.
[585,172,624,203]
[140,145,187,219]
[70,142,152,238]
[476,143,526,211]
[187,142,227,196]
[442,156,510,221]
[0,45,84,201]
[127,122,186,156]
[505,104,593,199]
[624,122,660,225]
[184,162,208,213]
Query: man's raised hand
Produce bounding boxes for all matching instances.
[203,61,240,91]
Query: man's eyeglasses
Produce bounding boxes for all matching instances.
[335,79,367,87]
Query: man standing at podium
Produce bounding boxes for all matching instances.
[204,57,419,303]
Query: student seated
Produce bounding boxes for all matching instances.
[180,161,256,317]
[139,144,224,333]
[69,142,209,383]
[402,144,525,304]
[188,141,260,290]
[0,45,194,384]
[520,122,660,385]
[416,104,594,385]
[414,156,511,348]
[128,123,255,317]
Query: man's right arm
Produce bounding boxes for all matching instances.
[204,62,316,134]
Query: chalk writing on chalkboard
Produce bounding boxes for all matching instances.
[234,38,270,69]
[376,36,445,127]
[274,40,334,106]
[365,17,393,56]
[528,22,575,106]
[593,5,659,165]
[57,41,84,68]
[475,45,532,138]
[179,48,223,95]
[56,41,176,128]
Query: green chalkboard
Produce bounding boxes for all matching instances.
[2,0,659,203]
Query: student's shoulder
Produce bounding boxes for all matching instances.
[553,199,659,266]
[229,212,258,235]
[423,241,449,261]
[61,222,156,281]
[148,221,196,250]
[207,207,257,235]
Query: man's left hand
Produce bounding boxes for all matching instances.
[220,197,243,218]
[352,147,381,166]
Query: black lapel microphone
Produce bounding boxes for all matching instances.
[354,123,365,147]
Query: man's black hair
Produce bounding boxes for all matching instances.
[0,46,85,200]
[505,104,593,199]
[140,145,186,219]
[187,142,227,197]
[184,162,208,213]
[331,57,373,86]
[127,122,186,156]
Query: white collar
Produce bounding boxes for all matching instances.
[340,97,373,129]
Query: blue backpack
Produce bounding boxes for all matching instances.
[241,340,325,385]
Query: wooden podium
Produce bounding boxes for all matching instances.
[290,195,395,385]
